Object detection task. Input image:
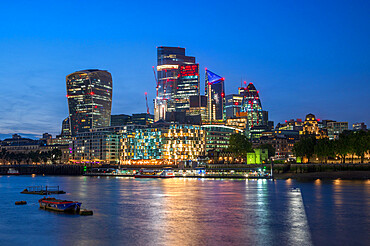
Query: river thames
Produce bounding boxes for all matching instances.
[0,176,369,246]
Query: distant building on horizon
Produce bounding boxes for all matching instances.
[110,114,131,126]
[302,113,328,139]
[61,117,71,136]
[110,113,154,126]
[131,113,154,125]
[353,122,367,131]
[327,121,348,140]
[275,119,303,132]
[66,69,112,136]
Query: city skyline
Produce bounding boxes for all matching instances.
[0,0,369,138]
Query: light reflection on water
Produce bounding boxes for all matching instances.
[0,176,369,246]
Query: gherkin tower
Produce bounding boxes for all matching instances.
[240,83,263,128]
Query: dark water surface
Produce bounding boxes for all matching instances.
[0,176,369,246]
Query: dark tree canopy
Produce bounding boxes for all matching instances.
[227,133,253,157]
[293,130,370,163]
[259,143,275,158]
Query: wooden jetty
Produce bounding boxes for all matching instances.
[21,185,66,195]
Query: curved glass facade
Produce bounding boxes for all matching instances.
[66,69,112,136]
[241,83,263,128]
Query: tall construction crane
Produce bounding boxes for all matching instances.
[145,92,149,114]
[152,66,159,97]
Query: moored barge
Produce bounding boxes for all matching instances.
[39,197,81,212]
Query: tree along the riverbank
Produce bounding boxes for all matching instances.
[226,133,254,157]
[258,143,275,158]
[293,130,370,163]
[0,149,62,165]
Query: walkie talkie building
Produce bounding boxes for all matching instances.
[66,69,112,136]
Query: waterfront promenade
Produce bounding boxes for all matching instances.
[1,163,370,179]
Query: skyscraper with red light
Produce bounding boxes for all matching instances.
[240,83,264,128]
[173,64,200,111]
[225,94,243,118]
[66,69,112,136]
[205,69,225,121]
[155,47,199,121]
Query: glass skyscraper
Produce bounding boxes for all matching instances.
[205,69,225,121]
[155,47,199,121]
[66,69,112,136]
[173,64,200,111]
[240,83,264,128]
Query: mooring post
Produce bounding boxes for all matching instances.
[270,159,274,178]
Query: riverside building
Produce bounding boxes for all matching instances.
[66,69,112,136]
[69,131,120,165]
[201,125,243,152]
[121,124,206,165]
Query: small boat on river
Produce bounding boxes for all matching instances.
[7,168,20,175]
[134,169,175,178]
[39,197,81,212]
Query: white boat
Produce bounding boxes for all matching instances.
[134,169,175,178]
[7,168,20,175]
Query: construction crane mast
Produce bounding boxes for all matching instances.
[145,92,149,114]
[152,66,159,97]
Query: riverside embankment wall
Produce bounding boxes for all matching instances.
[1,163,369,176]
[0,165,83,175]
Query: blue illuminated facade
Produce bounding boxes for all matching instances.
[122,125,206,164]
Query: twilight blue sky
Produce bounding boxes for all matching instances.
[0,0,369,138]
